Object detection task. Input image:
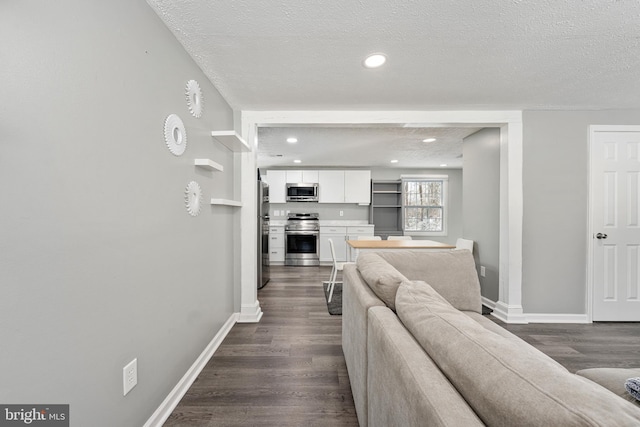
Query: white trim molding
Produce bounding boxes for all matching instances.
[238,300,264,323]
[237,138,263,324]
[241,110,524,322]
[484,296,589,323]
[481,296,497,311]
[143,313,238,427]
[491,301,528,324]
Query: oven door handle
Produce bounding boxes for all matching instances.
[285,231,319,235]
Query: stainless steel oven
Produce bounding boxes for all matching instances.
[285,213,320,266]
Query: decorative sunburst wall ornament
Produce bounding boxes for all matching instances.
[164,114,187,156]
[185,80,203,118]
[185,181,202,216]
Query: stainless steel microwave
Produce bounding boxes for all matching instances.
[286,183,319,202]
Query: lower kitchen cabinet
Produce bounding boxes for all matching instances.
[319,225,374,263]
[319,226,348,262]
[269,225,285,264]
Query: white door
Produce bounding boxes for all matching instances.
[591,126,640,321]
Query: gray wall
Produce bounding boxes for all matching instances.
[462,129,501,301]
[522,110,640,313]
[0,2,237,426]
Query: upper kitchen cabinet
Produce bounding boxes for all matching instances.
[265,170,286,203]
[286,170,319,183]
[319,170,371,204]
[266,169,371,204]
[318,170,346,203]
[345,170,371,204]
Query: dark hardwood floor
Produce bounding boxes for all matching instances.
[164,266,358,427]
[164,266,640,426]
[491,318,640,373]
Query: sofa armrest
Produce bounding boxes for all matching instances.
[342,264,385,427]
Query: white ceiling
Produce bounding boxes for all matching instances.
[257,126,481,169]
[147,0,640,168]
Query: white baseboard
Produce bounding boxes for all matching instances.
[482,296,590,324]
[238,300,263,323]
[525,313,590,324]
[491,300,528,324]
[143,313,239,427]
[481,296,496,310]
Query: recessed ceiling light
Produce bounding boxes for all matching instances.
[390,159,399,163]
[287,137,298,143]
[293,159,302,164]
[440,164,448,167]
[363,53,387,69]
[423,138,436,143]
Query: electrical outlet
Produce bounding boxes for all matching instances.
[480,266,486,277]
[339,210,344,217]
[123,358,138,396]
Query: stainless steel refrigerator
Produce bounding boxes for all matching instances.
[257,180,270,288]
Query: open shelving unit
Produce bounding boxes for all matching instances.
[211,130,251,152]
[370,180,403,238]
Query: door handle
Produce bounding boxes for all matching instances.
[595,233,608,240]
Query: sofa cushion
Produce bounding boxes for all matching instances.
[356,252,408,310]
[576,368,640,407]
[379,249,481,313]
[396,281,640,426]
[367,306,484,427]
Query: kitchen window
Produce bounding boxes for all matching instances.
[402,175,448,236]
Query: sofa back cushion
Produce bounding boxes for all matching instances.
[379,250,481,313]
[395,281,640,427]
[356,252,408,310]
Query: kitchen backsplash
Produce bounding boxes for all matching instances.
[269,202,369,221]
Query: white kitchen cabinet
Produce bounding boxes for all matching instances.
[286,170,303,183]
[265,170,286,203]
[267,169,369,204]
[302,170,319,183]
[269,225,285,264]
[318,171,345,203]
[346,225,375,238]
[346,225,375,261]
[345,170,372,204]
[319,226,348,262]
[286,170,319,183]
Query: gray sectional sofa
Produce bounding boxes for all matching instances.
[342,250,640,426]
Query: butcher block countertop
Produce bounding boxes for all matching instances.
[347,240,455,249]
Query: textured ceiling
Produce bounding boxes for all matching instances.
[146,0,640,167]
[148,0,640,110]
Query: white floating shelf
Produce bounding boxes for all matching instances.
[210,198,243,207]
[194,158,223,172]
[211,130,251,152]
